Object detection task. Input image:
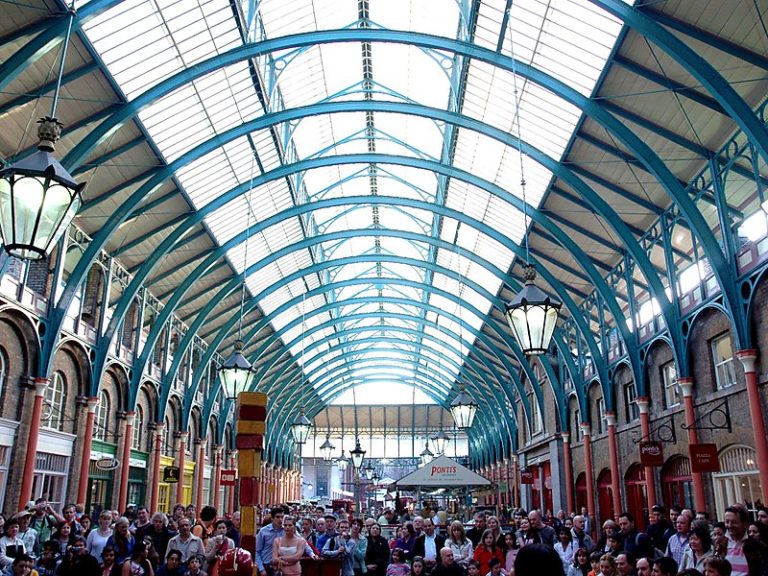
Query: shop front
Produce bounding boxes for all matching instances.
[34,428,76,509]
[158,455,174,512]
[127,450,148,507]
[88,440,117,515]
[0,419,18,511]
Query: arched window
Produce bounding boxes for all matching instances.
[94,390,110,441]
[132,405,144,451]
[42,372,66,431]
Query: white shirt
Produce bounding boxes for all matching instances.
[424,534,437,561]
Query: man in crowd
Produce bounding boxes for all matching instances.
[636,557,652,576]
[431,548,464,576]
[616,552,637,576]
[528,510,556,547]
[13,513,38,561]
[255,507,284,576]
[166,518,205,564]
[131,506,152,535]
[651,557,677,576]
[316,515,338,550]
[61,505,83,536]
[571,515,594,551]
[646,506,670,554]
[227,511,241,547]
[664,510,690,566]
[28,499,61,545]
[465,513,486,547]
[413,518,446,573]
[140,512,177,560]
[724,505,749,576]
[619,513,653,560]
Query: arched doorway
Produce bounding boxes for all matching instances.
[597,468,614,524]
[625,463,647,530]
[714,445,763,518]
[576,472,587,513]
[661,456,693,510]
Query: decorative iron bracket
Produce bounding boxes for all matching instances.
[681,399,731,432]
[632,414,676,444]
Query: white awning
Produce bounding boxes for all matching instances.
[394,455,490,487]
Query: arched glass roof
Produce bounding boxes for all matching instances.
[1,0,767,464]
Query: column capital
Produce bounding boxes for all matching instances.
[635,396,650,414]
[151,421,165,432]
[33,377,49,397]
[174,430,189,440]
[124,411,136,425]
[560,431,570,444]
[604,411,617,427]
[737,349,759,373]
[677,377,695,398]
[579,422,591,436]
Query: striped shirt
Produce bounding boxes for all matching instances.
[725,533,749,576]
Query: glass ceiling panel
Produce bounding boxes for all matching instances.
[79,0,628,399]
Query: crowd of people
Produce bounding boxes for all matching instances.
[0,498,766,576]
[0,499,241,576]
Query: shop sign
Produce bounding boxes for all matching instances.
[95,456,119,471]
[639,441,664,467]
[220,469,237,486]
[163,466,180,483]
[520,469,535,484]
[690,443,720,473]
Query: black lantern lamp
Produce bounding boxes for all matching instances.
[431,430,449,455]
[319,435,335,462]
[290,411,313,445]
[336,451,350,472]
[350,439,366,471]
[450,384,477,430]
[219,339,254,400]
[504,265,561,355]
[0,5,84,261]
[363,461,375,480]
[419,441,434,466]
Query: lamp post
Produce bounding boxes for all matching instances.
[419,442,434,466]
[350,438,366,472]
[336,451,349,472]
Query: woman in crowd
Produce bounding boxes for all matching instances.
[504,532,519,574]
[106,518,135,565]
[364,524,389,576]
[348,519,367,576]
[120,543,153,576]
[515,519,535,547]
[680,524,713,573]
[52,523,74,557]
[0,520,26,569]
[473,530,504,576]
[57,536,99,576]
[446,521,474,570]
[80,517,93,538]
[567,549,590,576]
[271,517,306,576]
[394,523,416,562]
[87,512,114,565]
[486,517,505,553]
[596,523,618,555]
[703,557,732,576]
[204,521,235,576]
[596,554,616,576]
[141,537,160,571]
[554,528,576,571]
[409,557,425,576]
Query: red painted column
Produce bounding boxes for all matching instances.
[505,459,512,509]
[635,397,657,509]
[737,350,768,504]
[195,440,205,510]
[76,397,99,507]
[118,411,136,513]
[175,432,188,505]
[213,445,222,512]
[678,378,706,512]
[19,378,49,510]
[227,453,236,514]
[512,455,520,508]
[150,423,164,513]
[580,423,596,530]
[561,432,575,515]
[605,412,623,521]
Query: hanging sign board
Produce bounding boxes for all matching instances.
[95,457,120,471]
[221,469,237,486]
[520,469,535,484]
[639,442,664,467]
[163,466,180,483]
[690,444,720,473]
